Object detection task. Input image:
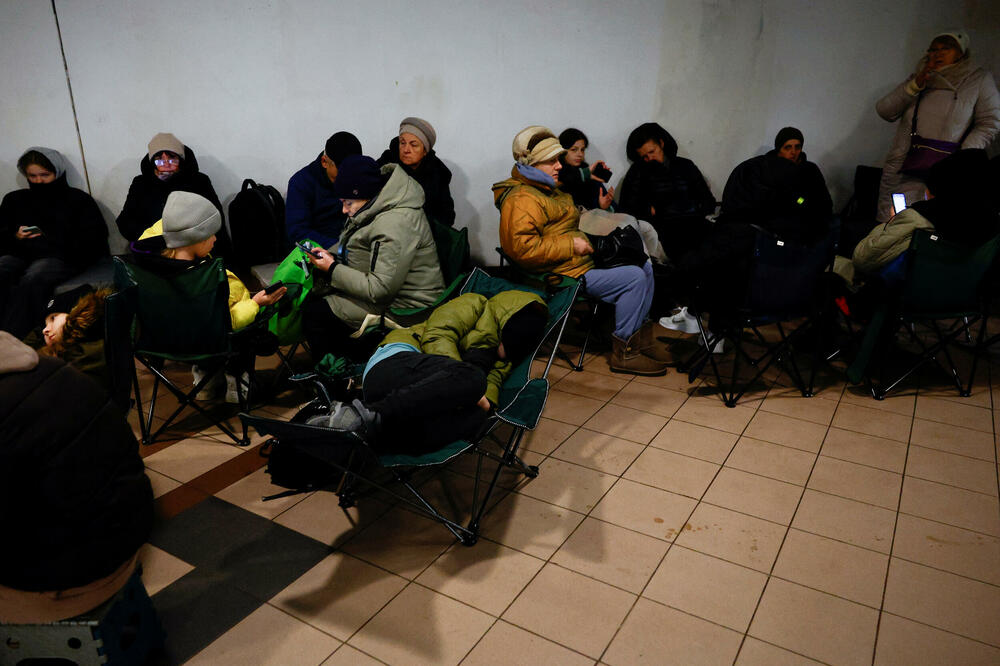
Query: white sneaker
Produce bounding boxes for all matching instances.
[697,335,726,354]
[659,306,702,335]
[225,372,251,404]
[192,365,223,400]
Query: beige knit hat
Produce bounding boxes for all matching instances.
[512,126,565,165]
[147,132,186,160]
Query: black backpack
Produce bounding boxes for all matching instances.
[228,179,289,274]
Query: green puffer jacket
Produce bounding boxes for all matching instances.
[318,163,445,328]
[380,290,547,405]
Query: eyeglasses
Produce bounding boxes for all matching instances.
[153,156,180,167]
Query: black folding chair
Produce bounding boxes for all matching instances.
[241,267,580,545]
[684,226,837,407]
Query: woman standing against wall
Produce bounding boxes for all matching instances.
[874,30,1000,224]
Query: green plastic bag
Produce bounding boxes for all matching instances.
[267,241,320,345]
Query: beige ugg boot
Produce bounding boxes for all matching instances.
[637,320,679,365]
[610,333,670,376]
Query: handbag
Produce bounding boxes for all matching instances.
[266,242,319,345]
[899,92,960,177]
[585,225,648,269]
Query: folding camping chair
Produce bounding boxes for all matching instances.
[113,257,269,446]
[847,230,1000,400]
[241,267,580,545]
[684,225,837,407]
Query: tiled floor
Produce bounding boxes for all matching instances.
[131,340,1000,665]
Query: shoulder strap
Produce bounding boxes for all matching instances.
[909,90,923,136]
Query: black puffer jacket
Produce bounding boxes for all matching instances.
[0,332,152,592]
[115,146,232,258]
[618,125,715,226]
[377,137,456,226]
[0,174,108,271]
[718,150,832,244]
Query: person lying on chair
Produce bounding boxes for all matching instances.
[308,289,548,455]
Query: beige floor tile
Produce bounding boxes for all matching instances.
[321,644,384,666]
[610,381,688,418]
[915,395,993,432]
[517,456,616,513]
[137,543,194,596]
[215,467,311,519]
[531,358,572,382]
[349,583,493,666]
[624,447,720,499]
[632,367,699,392]
[760,393,838,426]
[673,396,757,434]
[590,478,697,541]
[703,467,803,525]
[892,513,1000,586]
[743,411,828,453]
[819,427,907,473]
[841,385,915,416]
[274,491,390,547]
[270,552,407,641]
[807,456,902,510]
[773,528,888,608]
[899,476,1000,537]
[541,389,606,425]
[480,493,585,559]
[874,612,1000,666]
[341,506,456,579]
[910,417,996,461]
[187,603,340,666]
[906,445,999,496]
[749,578,878,665]
[604,597,743,666]
[142,436,243,483]
[792,490,896,553]
[554,369,629,402]
[674,502,787,572]
[884,557,1000,647]
[520,417,579,456]
[582,403,667,444]
[831,402,912,442]
[648,419,738,463]
[552,517,669,593]
[144,468,181,498]
[736,637,825,665]
[462,620,593,666]
[551,428,645,475]
[502,563,635,659]
[725,437,816,485]
[415,540,544,616]
[643,544,767,631]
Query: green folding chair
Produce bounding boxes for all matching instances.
[847,230,1000,399]
[114,257,266,445]
[241,267,580,545]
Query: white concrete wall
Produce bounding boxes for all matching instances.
[1,0,997,259]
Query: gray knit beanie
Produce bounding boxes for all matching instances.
[161,191,221,249]
[399,117,436,151]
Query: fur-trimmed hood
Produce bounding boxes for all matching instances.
[39,288,111,359]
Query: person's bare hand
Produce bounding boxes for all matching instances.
[252,286,287,306]
[573,236,593,256]
[915,60,932,87]
[16,226,42,240]
[598,186,615,210]
[477,395,491,411]
[307,248,335,272]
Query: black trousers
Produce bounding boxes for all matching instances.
[300,295,378,362]
[363,351,489,454]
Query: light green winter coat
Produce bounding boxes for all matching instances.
[380,290,547,405]
[317,164,445,328]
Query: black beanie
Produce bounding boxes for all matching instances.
[774,127,804,150]
[333,155,383,200]
[324,131,362,166]
[500,302,548,363]
[46,284,93,316]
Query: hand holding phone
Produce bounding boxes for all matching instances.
[264,280,285,294]
[18,225,43,239]
[592,163,613,182]
[295,241,322,258]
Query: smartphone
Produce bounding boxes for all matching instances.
[264,280,284,294]
[21,225,42,234]
[891,193,907,215]
[592,164,613,182]
[295,241,322,258]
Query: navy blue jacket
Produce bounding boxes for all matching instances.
[285,154,348,248]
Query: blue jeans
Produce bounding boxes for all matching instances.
[0,255,78,337]
[582,261,655,339]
